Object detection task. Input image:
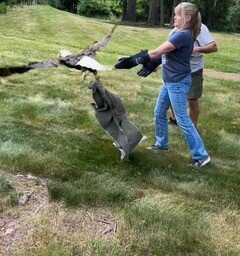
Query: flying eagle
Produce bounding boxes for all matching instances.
[0,25,117,78]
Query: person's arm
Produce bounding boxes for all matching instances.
[193,41,218,54]
[114,42,175,70]
[148,41,176,58]
[115,31,179,69]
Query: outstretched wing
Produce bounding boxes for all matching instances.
[60,24,117,72]
[80,24,117,58]
[0,24,117,77]
[0,59,60,77]
[0,66,31,77]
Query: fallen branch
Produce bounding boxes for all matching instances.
[86,212,112,225]
[98,225,114,236]
[18,191,33,206]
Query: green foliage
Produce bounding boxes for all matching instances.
[189,0,229,30]
[136,0,148,21]
[0,6,240,254]
[5,0,27,4]
[107,0,122,17]
[43,0,63,9]
[0,0,8,4]
[0,174,13,194]
[1,0,240,32]
[226,0,240,32]
[0,0,35,5]
[77,0,111,18]
[0,2,7,14]
[0,173,18,212]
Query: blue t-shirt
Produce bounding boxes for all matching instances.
[162,29,193,82]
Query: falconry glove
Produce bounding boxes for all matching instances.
[115,50,150,69]
[137,56,162,77]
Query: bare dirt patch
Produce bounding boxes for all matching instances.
[204,68,240,82]
[0,171,116,255]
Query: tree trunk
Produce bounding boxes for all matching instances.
[122,0,137,21]
[122,0,128,20]
[170,0,181,27]
[160,0,165,26]
[69,3,75,13]
[147,0,160,26]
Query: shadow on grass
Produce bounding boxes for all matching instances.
[1,122,240,210]
[0,109,239,209]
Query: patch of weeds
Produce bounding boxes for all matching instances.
[0,173,18,212]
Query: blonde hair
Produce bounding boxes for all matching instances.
[175,2,201,41]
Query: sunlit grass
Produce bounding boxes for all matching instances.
[0,5,240,255]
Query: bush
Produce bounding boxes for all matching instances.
[46,0,64,9]
[0,2,7,14]
[226,0,240,32]
[189,0,230,31]
[108,0,122,17]
[0,0,35,5]
[0,174,18,212]
[35,0,49,4]
[77,0,111,18]
[6,0,24,5]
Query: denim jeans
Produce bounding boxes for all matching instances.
[154,75,208,160]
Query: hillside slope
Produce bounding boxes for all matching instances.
[0,5,239,256]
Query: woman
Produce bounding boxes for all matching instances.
[115,2,210,167]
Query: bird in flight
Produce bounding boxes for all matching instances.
[0,25,117,79]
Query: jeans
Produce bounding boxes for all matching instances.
[154,75,208,160]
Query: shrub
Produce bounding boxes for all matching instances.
[0,2,7,14]
[226,0,240,32]
[46,0,64,9]
[77,0,111,18]
[108,0,122,17]
[0,174,18,212]
[189,0,230,31]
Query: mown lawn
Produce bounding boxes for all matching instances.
[0,5,240,256]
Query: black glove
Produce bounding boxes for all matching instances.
[137,56,162,77]
[115,50,150,69]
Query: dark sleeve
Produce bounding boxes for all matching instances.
[168,31,190,49]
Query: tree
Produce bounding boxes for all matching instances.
[122,0,137,21]
[225,0,240,32]
[147,0,160,25]
[189,0,232,30]
[121,0,128,20]
[160,0,165,26]
[60,0,79,12]
[170,0,181,27]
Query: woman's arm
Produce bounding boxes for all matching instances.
[115,41,176,69]
[148,41,176,59]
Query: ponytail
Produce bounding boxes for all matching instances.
[175,2,201,41]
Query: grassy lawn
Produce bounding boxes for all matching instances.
[0,5,240,256]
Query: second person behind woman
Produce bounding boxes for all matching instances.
[115,2,211,167]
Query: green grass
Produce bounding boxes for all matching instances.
[205,33,240,73]
[0,173,18,212]
[0,5,240,256]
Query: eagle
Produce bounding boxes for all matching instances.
[0,25,117,79]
